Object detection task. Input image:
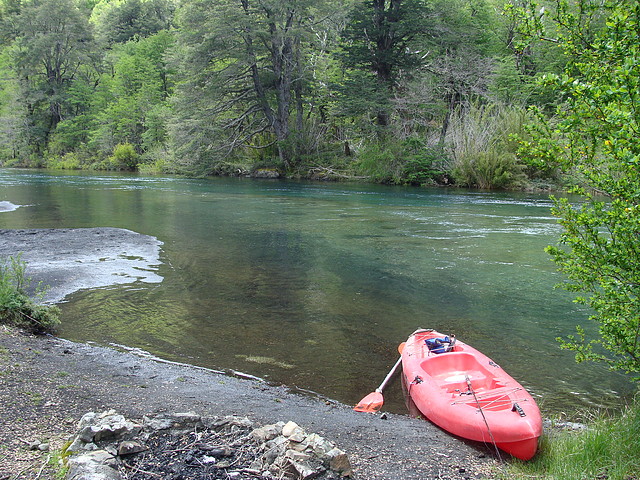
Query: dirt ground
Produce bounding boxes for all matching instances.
[0,228,498,480]
[0,327,498,480]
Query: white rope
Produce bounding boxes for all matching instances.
[466,375,503,461]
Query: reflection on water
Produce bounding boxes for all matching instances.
[0,169,633,416]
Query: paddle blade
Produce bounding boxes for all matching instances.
[354,391,384,413]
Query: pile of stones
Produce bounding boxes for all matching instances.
[64,410,353,480]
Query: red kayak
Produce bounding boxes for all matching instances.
[400,329,542,460]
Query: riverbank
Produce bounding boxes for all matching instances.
[0,326,496,479]
[0,227,497,479]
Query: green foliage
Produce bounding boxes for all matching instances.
[90,31,175,156]
[547,194,640,375]
[445,103,528,189]
[355,138,446,185]
[489,55,537,106]
[46,152,82,170]
[452,151,521,189]
[137,156,169,174]
[341,0,428,79]
[403,155,445,186]
[516,0,640,375]
[0,0,630,195]
[0,255,60,334]
[516,107,564,179]
[338,0,505,133]
[503,396,640,480]
[91,0,174,45]
[108,142,139,170]
[3,0,95,154]
[171,0,342,170]
[339,0,431,127]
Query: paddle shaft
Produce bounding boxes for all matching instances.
[375,356,403,393]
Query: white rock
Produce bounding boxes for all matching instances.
[67,449,121,480]
[77,412,97,429]
[303,433,334,457]
[282,421,306,442]
[251,422,284,442]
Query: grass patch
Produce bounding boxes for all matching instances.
[503,397,640,479]
[49,452,70,480]
[0,254,60,334]
[23,391,44,406]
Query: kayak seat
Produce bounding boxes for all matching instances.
[421,352,487,374]
[420,352,494,392]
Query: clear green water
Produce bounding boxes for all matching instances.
[0,169,633,415]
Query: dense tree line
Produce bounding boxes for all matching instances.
[0,0,611,188]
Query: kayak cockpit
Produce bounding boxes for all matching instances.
[421,352,508,395]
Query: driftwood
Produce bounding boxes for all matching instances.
[308,166,369,181]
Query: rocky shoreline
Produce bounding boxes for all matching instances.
[64,410,353,479]
[0,227,498,479]
[0,327,497,480]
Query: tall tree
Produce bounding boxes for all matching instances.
[91,0,175,45]
[171,0,335,171]
[5,0,96,152]
[339,0,430,128]
[88,30,174,156]
[426,0,500,143]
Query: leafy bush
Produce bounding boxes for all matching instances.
[355,138,447,185]
[403,153,446,186]
[0,255,60,334]
[445,104,528,189]
[354,143,398,183]
[452,151,523,189]
[138,157,168,175]
[516,107,565,180]
[46,152,82,170]
[108,143,139,170]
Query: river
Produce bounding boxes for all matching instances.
[0,169,633,416]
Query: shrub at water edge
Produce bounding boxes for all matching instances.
[0,255,60,334]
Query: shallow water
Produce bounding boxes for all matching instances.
[0,169,633,416]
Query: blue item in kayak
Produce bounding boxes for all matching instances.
[425,336,452,354]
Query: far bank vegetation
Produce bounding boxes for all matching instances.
[0,0,572,189]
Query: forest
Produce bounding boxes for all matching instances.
[0,0,580,188]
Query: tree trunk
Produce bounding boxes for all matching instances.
[439,90,460,145]
[269,11,296,168]
[371,0,402,128]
